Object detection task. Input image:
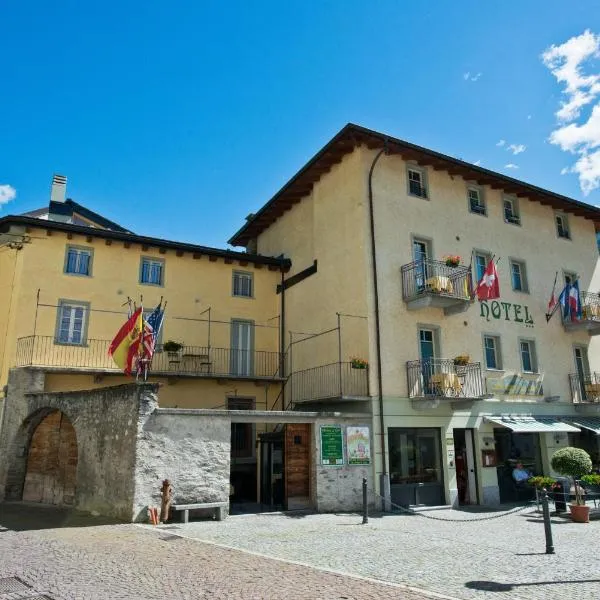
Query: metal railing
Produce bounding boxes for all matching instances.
[289,362,369,404]
[407,358,485,399]
[579,291,600,321]
[569,372,600,403]
[401,259,472,302]
[15,336,282,379]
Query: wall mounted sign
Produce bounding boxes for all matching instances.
[479,301,534,328]
[486,372,544,396]
[346,426,371,465]
[320,425,344,465]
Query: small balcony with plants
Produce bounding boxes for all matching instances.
[569,371,600,404]
[401,256,472,315]
[407,356,485,406]
[562,291,600,335]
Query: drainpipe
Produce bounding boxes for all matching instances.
[367,143,390,508]
[280,267,286,411]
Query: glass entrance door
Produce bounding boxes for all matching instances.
[231,320,253,376]
[413,239,430,290]
[419,328,437,394]
[574,346,590,401]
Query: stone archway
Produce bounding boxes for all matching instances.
[22,410,78,505]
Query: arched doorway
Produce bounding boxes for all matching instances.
[22,410,78,506]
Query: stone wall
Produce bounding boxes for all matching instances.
[312,419,375,512]
[0,369,147,520]
[132,407,230,522]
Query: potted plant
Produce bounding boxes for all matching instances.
[443,255,461,268]
[163,340,183,361]
[528,475,557,489]
[580,473,600,498]
[453,355,470,366]
[350,357,368,369]
[551,446,593,522]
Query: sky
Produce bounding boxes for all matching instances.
[2,1,600,248]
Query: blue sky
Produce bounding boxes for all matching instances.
[2,1,599,248]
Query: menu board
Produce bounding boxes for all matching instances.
[320,425,344,465]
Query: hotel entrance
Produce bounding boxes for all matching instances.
[453,428,478,505]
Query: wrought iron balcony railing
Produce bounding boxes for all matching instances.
[288,362,369,405]
[562,292,600,334]
[569,372,600,403]
[15,336,282,380]
[407,358,485,400]
[401,259,472,314]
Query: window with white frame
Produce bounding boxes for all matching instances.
[555,213,570,239]
[140,257,164,286]
[56,301,88,345]
[407,166,427,198]
[510,259,528,292]
[503,196,520,225]
[232,271,253,298]
[483,335,502,370]
[64,246,93,276]
[474,251,491,283]
[468,187,486,216]
[520,339,538,373]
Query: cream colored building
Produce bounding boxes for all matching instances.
[230,123,600,507]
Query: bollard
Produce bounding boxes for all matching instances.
[541,489,555,554]
[362,478,368,524]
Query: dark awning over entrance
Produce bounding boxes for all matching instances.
[566,417,600,435]
[485,416,581,433]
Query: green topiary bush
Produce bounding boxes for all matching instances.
[551,447,593,505]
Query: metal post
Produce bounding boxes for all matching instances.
[542,489,555,554]
[362,478,368,524]
[337,312,343,397]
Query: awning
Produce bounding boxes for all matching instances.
[486,416,581,433]
[566,417,600,435]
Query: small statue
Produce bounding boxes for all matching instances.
[160,479,173,523]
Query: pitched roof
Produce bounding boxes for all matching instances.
[228,122,600,246]
[22,199,133,233]
[0,215,290,270]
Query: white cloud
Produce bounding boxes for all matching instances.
[505,163,519,169]
[527,115,532,120]
[508,143,526,155]
[560,167,571,175]
[0,185,16,207]
[463,71,481,82]
[496,139,506,147]
[543,30,600,194]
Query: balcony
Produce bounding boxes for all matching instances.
[407,359,485,406]
[569,372,600,404]
[401,259,472,315]
[562,292,600,335]
[288,362,369,405]
[15,336,283,381]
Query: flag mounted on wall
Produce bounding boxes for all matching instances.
[475,258,500,301]
[545,272,559,322]
[108,307,143,372]
[562,280,582,322]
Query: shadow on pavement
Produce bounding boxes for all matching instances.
[0,502,123,531]
[466,579,600,592]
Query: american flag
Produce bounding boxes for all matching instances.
[143,304,165,360]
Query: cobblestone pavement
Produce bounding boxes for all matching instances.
[160,506,600,600]
[0,503,435,600]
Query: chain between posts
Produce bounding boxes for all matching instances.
[364,487,535,523]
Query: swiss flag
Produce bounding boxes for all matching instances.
[476,259,500,301]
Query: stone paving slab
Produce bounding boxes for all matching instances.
[0,504,434,600]
[158,507,600,600]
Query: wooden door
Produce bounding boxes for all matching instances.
[285,424,311,510]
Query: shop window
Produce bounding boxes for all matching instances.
[388,428,442,485]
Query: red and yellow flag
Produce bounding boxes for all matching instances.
[108,307,143,372]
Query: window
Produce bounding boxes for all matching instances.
[503,196,520,225]
[388,428,442,485]
[56,300,89,345]
[468,187,486,216]
[232,271,253,298]
[474,251,491,283]
[140,257,164,286]
[407,166,427,198]
[510,259,528,292]
[520,339,538,373]
[64,246,93,276]
[556,213,570,239]
[483,335,502,370]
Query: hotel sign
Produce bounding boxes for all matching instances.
[480,301,534,328]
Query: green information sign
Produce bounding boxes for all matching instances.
[320,425,344,465]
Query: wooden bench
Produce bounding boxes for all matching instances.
[172,501,227,523]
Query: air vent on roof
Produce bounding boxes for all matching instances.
[50,174,67,203]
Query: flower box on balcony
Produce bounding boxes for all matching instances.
[350,357,368,369]
[453,355,470,366]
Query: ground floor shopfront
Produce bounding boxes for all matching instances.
[379,398,600,508]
